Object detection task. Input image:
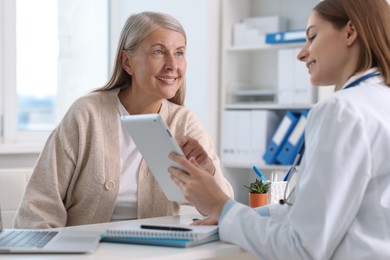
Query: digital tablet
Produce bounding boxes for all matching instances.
[121,114,186,203]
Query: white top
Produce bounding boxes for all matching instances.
[219,68,390,259]
[111,100,142,221]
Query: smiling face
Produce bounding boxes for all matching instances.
[297,11,359,89]
[122,27,186,103]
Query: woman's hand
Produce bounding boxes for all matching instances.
[176,136,215,176]
[168,153,229,219]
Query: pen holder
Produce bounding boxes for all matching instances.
[270,181,288,204]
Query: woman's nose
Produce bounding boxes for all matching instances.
[164,53,177,71]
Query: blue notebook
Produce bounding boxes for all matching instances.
[100,222,219,248]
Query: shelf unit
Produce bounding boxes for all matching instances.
[219,0,319,204]
[226,42,304,52]
[221,0,319,108]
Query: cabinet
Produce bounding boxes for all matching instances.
[219,0,322,204]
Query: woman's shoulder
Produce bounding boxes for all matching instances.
[162,99,190,115]
[72,89,119,109]
[161,100,206,137]
[64,89,117,116]
[63,89,120,123]
[163,99,188,111]
[162,100,199,123]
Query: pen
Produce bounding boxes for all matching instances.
[140,224,192,232]
[252,165,267,182]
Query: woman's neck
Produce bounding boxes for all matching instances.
[118,87,162,115]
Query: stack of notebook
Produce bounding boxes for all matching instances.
[100,222,219,248]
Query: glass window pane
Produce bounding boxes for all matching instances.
[16,0,108,132]
[16,0,58,131]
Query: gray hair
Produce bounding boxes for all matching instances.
[96,11,187,105]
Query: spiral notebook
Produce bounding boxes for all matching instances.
[100,222,219,248]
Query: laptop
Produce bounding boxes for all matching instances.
[0,205,101,254]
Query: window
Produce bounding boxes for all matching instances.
[16,0,58,131]
[0,0,109,146]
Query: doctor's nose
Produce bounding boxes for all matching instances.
[297,47,308,62]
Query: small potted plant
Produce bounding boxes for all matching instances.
[244,178,271,207]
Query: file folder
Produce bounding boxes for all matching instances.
[277,48,295,105]
[276,110,309,165]
[221,110,279,166]
[263,110,300,165]
[221,110,238,163]
[235,110,252,164]
[251,110,279,165]
[265,29,306,44]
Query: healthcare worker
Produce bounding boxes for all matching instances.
[168,0,390,259]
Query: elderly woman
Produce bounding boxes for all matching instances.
[14,11,233,228]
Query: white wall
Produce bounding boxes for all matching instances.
[110,0,221,142]
[56,0,109,120]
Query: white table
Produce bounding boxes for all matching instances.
[1,214,253,259]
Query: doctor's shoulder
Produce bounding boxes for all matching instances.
[306,93,360,129]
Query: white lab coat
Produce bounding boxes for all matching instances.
[219,68,390,259]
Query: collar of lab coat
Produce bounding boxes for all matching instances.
[341,67,382,90]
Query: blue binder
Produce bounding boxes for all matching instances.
[276,110,309,165]
[263,110,300,165]
[265,29,306,44]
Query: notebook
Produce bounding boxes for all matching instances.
[100,222,219,248]
[0,205,101,254]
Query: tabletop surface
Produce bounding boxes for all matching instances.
[0,214,247,260]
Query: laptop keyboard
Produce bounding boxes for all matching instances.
[0,230,58,248]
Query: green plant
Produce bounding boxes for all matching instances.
[244,178,271,194]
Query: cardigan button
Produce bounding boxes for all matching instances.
[104,181,115,191]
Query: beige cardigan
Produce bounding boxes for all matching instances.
[14,89,233,228]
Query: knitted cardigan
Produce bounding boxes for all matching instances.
[14,89,233,228]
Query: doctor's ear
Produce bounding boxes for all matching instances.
[345,21,358,46]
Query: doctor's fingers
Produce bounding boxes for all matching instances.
[169,169,187,190]
[191,216,218,226]
[169,152,204,177]
[168,167,190,184]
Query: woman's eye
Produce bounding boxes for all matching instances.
[175,51,184,57]
[154,50,163,55]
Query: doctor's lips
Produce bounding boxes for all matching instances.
[306,60,316,70]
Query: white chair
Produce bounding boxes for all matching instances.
[0,168,198,228]
[0,169,32,228]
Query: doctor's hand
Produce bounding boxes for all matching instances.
[192,216,218,226]
[176,136,215,176]
[168,152,229,219]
